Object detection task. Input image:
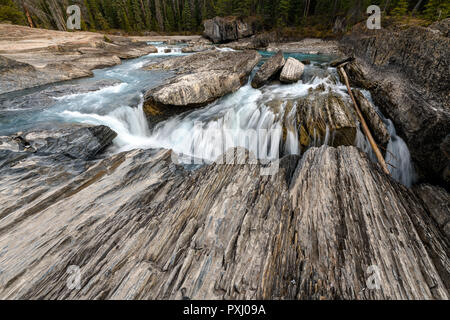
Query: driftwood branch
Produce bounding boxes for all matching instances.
[23,5,34,28]
[338,66,391,175]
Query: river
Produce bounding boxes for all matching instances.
[0,43,415,187]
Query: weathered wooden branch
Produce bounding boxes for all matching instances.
[23,5,34,28]
[338,66,391,175]
[330,57,355,67]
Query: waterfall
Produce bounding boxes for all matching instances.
[385,120,415,187]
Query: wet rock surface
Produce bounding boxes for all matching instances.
[297,90,356,148]
[251,51,285,89]
[0,146,447,299]
[0,24,156,94]
[1,124,117,161]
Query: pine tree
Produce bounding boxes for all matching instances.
[233,0,251,16]
[182,0,192,30]
[277,0,290,27]
[216,0,232,16]
[424,0,450,21]
[0,0,26,24]
[391,0,409,16]
[130,0,144,31]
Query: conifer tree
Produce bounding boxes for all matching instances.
[0,0,26,24]
[391,0,409,16]
[182,0,192,30]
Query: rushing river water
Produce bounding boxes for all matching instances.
[0,43,415,186]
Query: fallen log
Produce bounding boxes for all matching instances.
[330,56,355,67]
[338,66,391,175]
[23,5,34,28]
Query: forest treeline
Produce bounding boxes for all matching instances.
[0,0,449,33]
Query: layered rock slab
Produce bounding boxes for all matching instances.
[143,50,261,125]
[0,146,448,299]
[0,24,156,94]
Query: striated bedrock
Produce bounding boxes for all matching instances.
[0,24,157,94]
[143,50,261,125]
[340,21,450,188]
[203,16,261,44]
[251,51,285,89]
[0,144,448,299]
[414,183,450,240]
[341,20,450,97]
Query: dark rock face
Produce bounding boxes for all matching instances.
[294,87,357,148]
[0,79,122,113]
[203,16,260,43]
[27,125,118,160]
[1,124,117,161]
[352,89,390,147]
[143,51,261,125]
[251,51,285,89]
[340,22,450,188]
[341,22,450,97]
[0,146,448,299]
[414,183,450,240]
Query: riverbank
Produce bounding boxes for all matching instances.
[0,24,159,94]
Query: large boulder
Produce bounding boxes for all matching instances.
[203,16,259,43]
[279,57,304,83]
[296,87,357,148]
[143,50,261,125]
[251,51,285,89]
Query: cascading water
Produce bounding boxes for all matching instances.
[356,90,415,187]
[0,44,416,187]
